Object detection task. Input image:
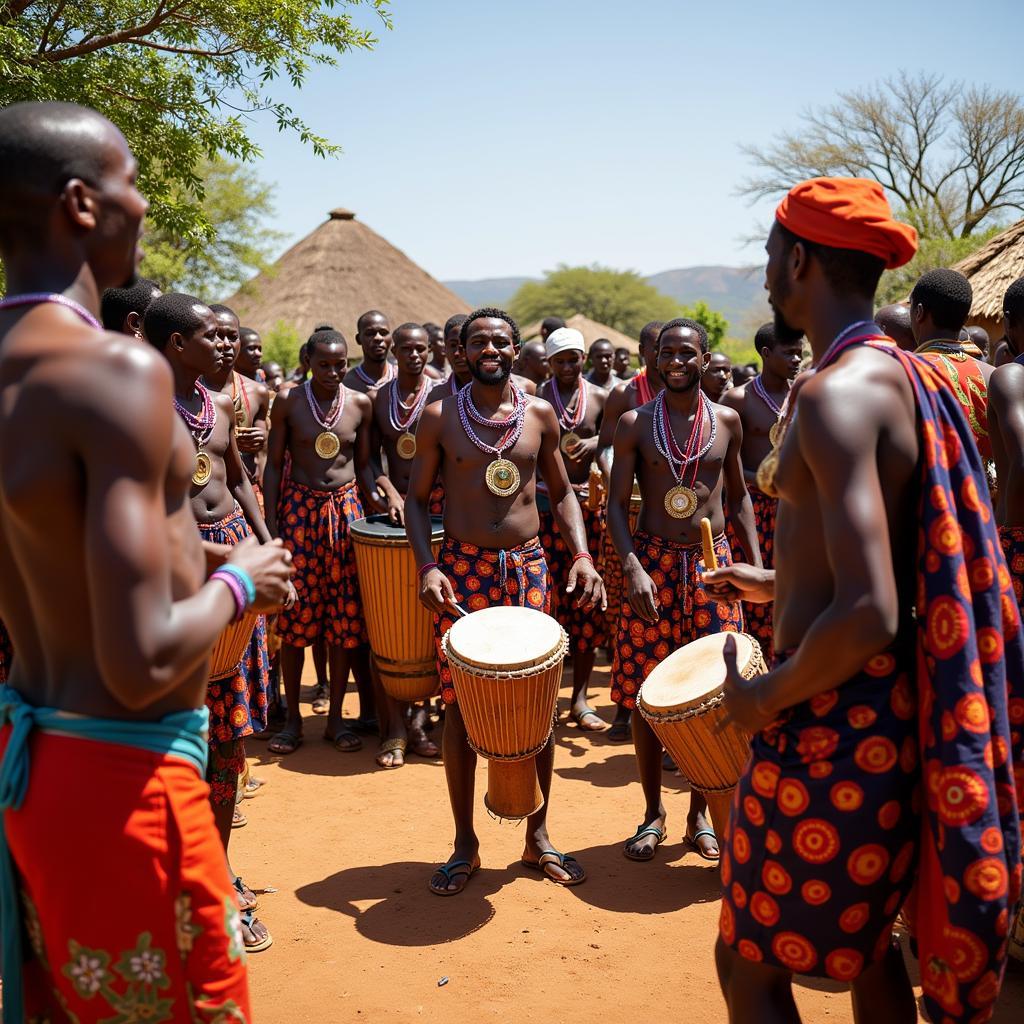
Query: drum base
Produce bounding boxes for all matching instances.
[483,758,544,822]
[376,657,440,703]
[702,790,735,845]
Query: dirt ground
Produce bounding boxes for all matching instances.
[236,658,1024,1024]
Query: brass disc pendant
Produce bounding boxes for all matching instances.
[192,449,212,487]
[664,484,698,520]
[769,420,784,446]
[396,431,417,460]
[314,430,341,459]
[485,457,520,497]
[560,431,581,455]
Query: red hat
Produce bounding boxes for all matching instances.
[775,177,918,270]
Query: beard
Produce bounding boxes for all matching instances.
[771,304,804,345]
[469,357,512,385]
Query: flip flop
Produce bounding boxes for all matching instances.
[267,730,303,755]
[623,824,667,861]
[428,859,479,897]
[233,875,258,912]
[375,737,406,769]
[685,828,720,861]
[521,850,586,887]
[325,729,362,753]
[571,708,610,732]
[232,809,247,829]
[310,684,329,715]
[241,907,273,953]
[607,720,632,744]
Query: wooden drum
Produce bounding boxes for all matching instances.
[209,613,259,680]
[350,514,445,702]
[638,632,766,837]
[441,606,568,820]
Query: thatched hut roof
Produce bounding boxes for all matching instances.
[223,208,470,338]
[953,218,1024,325]
[521,313,640,355]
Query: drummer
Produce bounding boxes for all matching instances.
[406,307,605,895]
[719,322,803,660]
[708,179,1021,1023]
[144,292,276,951]
[595,320,665,741]
[536,326,610,731]
[607,318,759,862]
[263,327,383,757]
[369,321,442,767]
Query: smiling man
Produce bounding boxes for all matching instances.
[406,307,604,896]
[607,318,757,863]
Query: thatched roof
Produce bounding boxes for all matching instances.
[953,218,1024,323]
[223,208,470,338]
[521,313,640,355]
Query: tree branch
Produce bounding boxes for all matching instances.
[40,0,191,61]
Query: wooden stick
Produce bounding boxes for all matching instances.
[700,516,718,571]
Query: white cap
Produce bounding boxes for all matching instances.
[546,327,585,358]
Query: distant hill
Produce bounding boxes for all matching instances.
[442,265,770,337]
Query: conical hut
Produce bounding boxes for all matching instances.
[223,207,470,342]
[520,312,640,355]
[953,219,1024,341]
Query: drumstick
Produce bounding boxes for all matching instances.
[447,599,469,618]
[700,517,718,571]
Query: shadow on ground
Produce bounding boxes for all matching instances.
[296,861,500,945]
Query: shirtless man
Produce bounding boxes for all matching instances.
[608,318,758,863]
[262,360,284,393]
[710,179,1021,1024]
[236,325,265,381]
[595,320,665,740]
[517,339,550,388]
[614,346,637,381]
[720,322,803,658]
[585,337,621,391]
[264,328,382,755]
[100,275,161,337]
[144,292,277,950]
[873,301,915,351]
[0,101,291,1020]
[422,321,447,380]
[344,309,395,395]
[537,327,610,731]
[702,350,734,402]
[406,308,604,895]
[370,322,442,767]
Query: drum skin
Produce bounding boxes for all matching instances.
[350,515,444,702]
[209,613,259,680]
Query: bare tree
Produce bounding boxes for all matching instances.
[740,73,1024,238]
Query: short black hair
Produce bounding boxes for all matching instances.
[1004,278,1024,325]
[444,313,469,337]
[394,322,428,344]
[357,309,388,332]
[143,293,211,351]
[541,316,566,334]
[754,321,788,353]
[100,277,161,331]
[422,321,442,334]
[208,303,238,323]
[313,322,335,332]
[460,307,521,347]
[590,338,613,350]
[614,346,631,356]
[910,269,973,332]
[240,326,260,340]
[658,317,709,353]
[776,222,886,300]
[307,328,348,355]
[639,321,665,352]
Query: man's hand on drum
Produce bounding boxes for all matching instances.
[704,564,775,605]
[419,567,457,616]
[375,479,405,526]
[721,634,774,733]
[624,557,659,623]
[565,558,606,612]
[227,536,294,614]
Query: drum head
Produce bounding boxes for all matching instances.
[640,632,755,713]
[349,513,444,542]
[447,606,564,671]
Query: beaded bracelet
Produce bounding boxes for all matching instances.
[572,552,595,565]
[217,564,257,606]
[210,569,247,621]
[418,562,439,578]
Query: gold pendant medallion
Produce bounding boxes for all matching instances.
[769,420,784,446]
[664,484,698,520]
[560,431,581,455]
[485,457,520,497]
[396,431,417,460]
[315,430,341,459]
[192,449,212,487]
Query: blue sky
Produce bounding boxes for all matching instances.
[244,0,1021,280]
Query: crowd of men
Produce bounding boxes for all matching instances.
[0,100,1022,1024]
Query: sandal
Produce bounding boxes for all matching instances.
[376,737,406,769]
[623,824,667,862]
[324,729,362,753]
[232,809,247,829]
[608,718,632,744]
[571,708,610,732]
[233,876,258,912]
[685,828,720,861]
[428,858,479,896]
[241,906,273,953]
[311,684,329,715]
[267,730,303,755]
[521,850,586,887]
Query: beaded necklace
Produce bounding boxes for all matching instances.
[0,292,101,329]
[387,377,431,459]
[304,379,346,460]
[652,389,716,519]
[457,382,528,496]
[173,381,217,486]
[355,361,396,389]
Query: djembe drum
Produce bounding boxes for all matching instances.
[638,632,765,837]
[209,613,259,679]
[441,606,568,820]
[350,514,445,702]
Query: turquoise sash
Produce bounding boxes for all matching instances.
[0,685,209,1024]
